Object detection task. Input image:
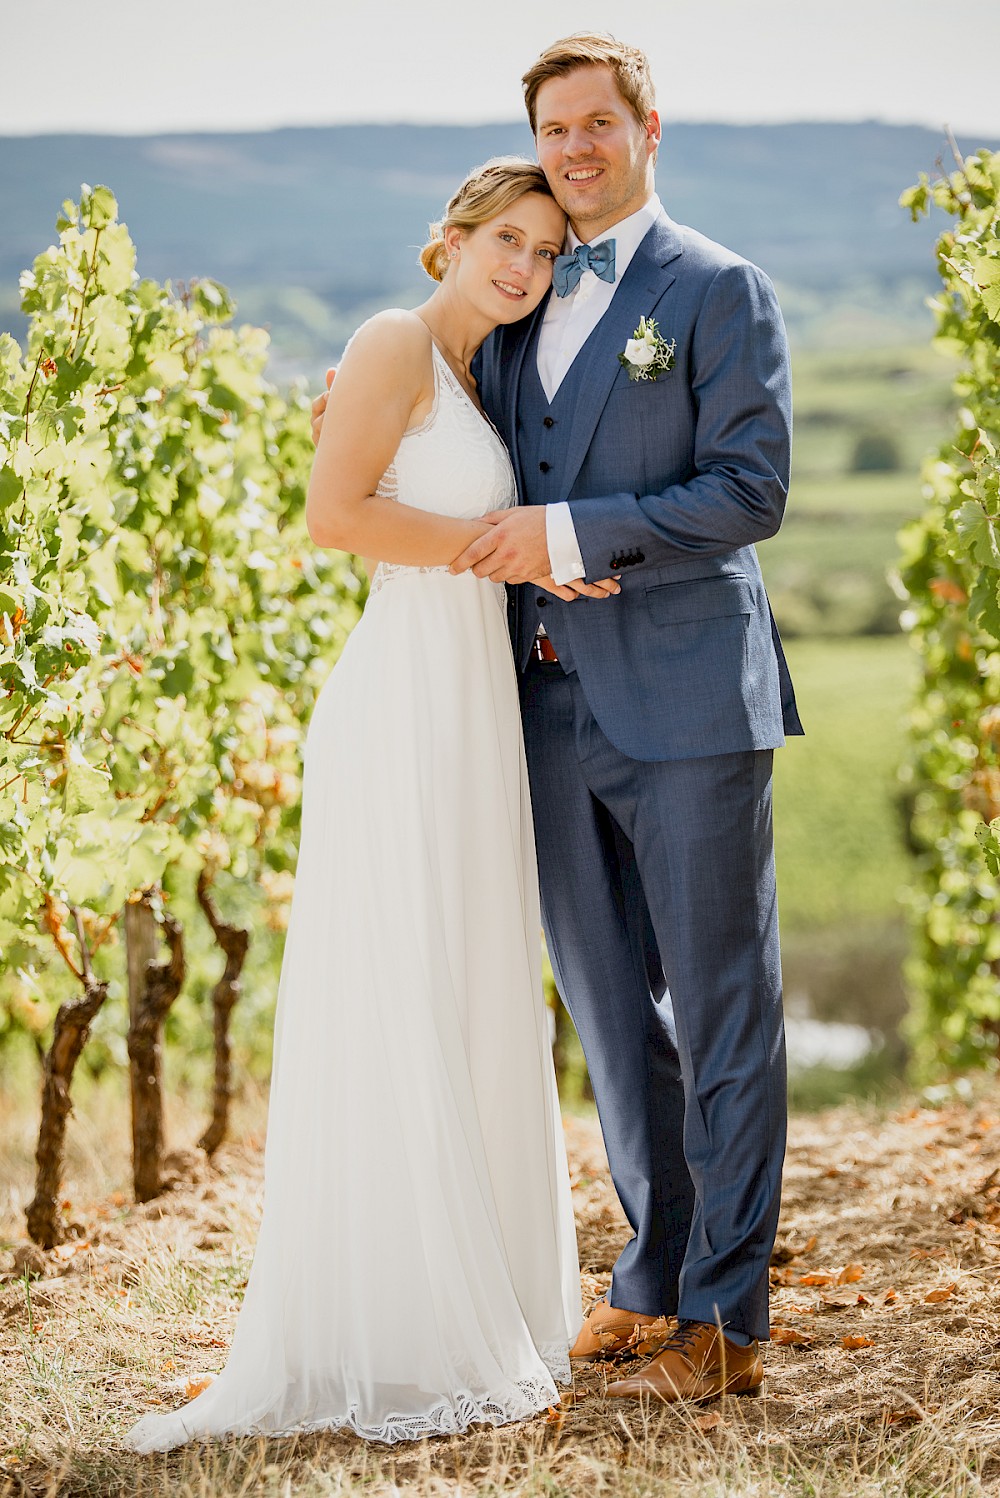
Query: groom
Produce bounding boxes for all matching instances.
[448,32,802,1402]
[312,32,802,1401]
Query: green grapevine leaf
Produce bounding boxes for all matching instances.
[953,499,1000,567]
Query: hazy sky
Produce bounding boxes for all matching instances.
[4,0,999,139]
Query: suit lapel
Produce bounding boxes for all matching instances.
[559,212,684,501]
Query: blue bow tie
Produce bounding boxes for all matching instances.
[552,238,616,298]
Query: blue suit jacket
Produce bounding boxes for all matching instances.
[477,210,803,763]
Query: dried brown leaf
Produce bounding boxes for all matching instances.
[924,1283,957,1303]
[595,1328,619,1349]
[695,1411,727,1431]
[820,1290,857,1310]
[627,1316,673,1357]
[840,1335,875,1349]
[771,1326,813,1346]
[184,1374,215,1400]
[882,1404,938,1426]
[837,1263,865,1284]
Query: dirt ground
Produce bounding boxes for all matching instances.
[2,1081,1000,1495]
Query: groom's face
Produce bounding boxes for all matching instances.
[533,64,659,239]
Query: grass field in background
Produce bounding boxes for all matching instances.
[760,344,944,1062]
[761,344,956,638]
[772,634,917,1089]
[790,343,957,477]
[773,634,915,934]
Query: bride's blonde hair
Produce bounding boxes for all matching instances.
[419,156,557,282]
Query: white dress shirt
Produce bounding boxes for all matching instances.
[540,193,663,585]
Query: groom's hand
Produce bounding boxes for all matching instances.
[310,368,336,446]
[450,507,550,584]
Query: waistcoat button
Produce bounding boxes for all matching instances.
[536,596,548,607]
[543,416,555,428]
[539,461,550,473]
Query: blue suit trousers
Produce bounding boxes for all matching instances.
[521,659,787,1341]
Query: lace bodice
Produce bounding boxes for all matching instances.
[369,341,516,595]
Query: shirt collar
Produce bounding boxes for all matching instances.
[566,192,662,278]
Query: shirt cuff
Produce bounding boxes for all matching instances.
[545,501,586,585]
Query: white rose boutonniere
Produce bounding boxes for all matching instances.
[618,315,676,382]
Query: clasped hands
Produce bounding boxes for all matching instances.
[449,507,621,602]
[309,382,620,603]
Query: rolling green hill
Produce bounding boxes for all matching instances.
[2,120,996,378]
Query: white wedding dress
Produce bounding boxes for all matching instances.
[124,340,581,1451]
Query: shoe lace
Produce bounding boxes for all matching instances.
[659,1319,707,1358]
[584,1294,609,1322]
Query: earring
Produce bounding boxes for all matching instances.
[450,252,458,260]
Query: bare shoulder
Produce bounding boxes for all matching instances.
[341,308,433,376]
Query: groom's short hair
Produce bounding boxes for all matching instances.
[522,33,656,136]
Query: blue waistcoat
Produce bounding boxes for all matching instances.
[512,318,599,672]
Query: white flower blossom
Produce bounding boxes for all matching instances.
[624,339,656,367]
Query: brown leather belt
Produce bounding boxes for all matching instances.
[531,635,560,664]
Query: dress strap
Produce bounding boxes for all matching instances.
[429,341,462,394]
[428,341,507,449]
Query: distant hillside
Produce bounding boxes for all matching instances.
[1,121,994,377]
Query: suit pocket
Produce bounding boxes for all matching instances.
[645,574,754,627]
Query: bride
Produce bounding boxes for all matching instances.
[125,157,612,1451]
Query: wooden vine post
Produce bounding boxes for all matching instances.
[125,891,185,1202]
[196,869,250,1157]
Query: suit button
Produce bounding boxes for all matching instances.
[536,596,548,607]
[539,461,550,473]
[543,417,555,428]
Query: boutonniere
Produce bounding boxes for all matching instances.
[618,316,676,382]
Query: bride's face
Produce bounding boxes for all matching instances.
[446,192,566,323]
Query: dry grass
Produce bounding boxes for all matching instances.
[2,1071,1000,1497]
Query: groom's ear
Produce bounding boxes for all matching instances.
[644,109,662,169]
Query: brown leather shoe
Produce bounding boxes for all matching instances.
[604,1320,763,1401]
[569,1294,670,1361]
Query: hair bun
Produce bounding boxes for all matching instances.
[419,224,448,282]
